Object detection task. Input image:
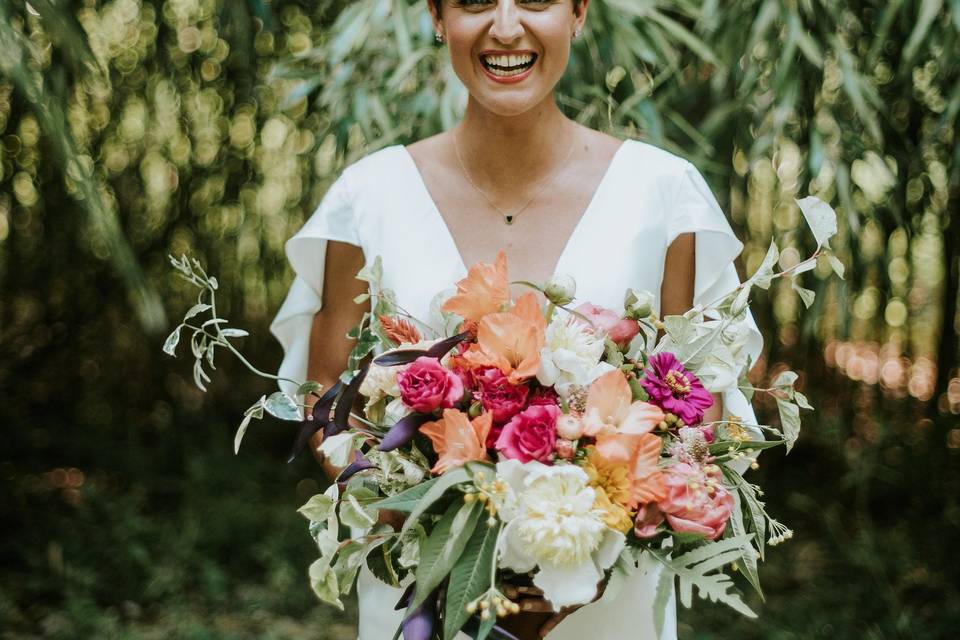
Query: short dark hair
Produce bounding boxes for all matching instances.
[432,1,583,16]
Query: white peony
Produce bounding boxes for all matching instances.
[537,316,613,398]
[494,460,625,610]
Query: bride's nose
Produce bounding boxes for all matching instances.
[489,3,524,43]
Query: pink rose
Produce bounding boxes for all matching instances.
[397,356,464,413]
[474,366,529,423]
[634,503,665,538]
[657,462,734,540]
[575,303,640,346]
[495,404,561,464]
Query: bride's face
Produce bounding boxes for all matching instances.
[432,1,588,117]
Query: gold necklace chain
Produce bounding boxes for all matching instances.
[451,128,578,225]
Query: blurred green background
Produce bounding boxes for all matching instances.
[1,0,958,638]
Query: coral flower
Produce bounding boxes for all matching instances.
[582,370,664,438]
[463,292,546,384]
[580,371,667,507]
[420,409,492,475]
[442,250,511,324]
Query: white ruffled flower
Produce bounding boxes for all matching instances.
[537,316,612,398]
[495,460,625,610]
[359,363,401,407]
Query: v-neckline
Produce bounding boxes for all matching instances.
[399,140,629,278]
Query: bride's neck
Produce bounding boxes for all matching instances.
[455,96,576,190]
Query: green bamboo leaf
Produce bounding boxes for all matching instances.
[444,522,500,639]
[400,466,471,531]
[411,499,484,609]
[902,0,944,64]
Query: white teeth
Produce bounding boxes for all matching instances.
[483,53,534,69]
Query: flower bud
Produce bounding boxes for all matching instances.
[554,438,576,460]
[624,288,655,319]
[555,415,584,440]
[543,274,577,306]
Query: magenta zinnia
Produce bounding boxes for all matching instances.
[640,352,713,425]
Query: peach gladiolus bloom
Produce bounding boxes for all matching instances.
[582,370,664,438]
[583,370,666,507]
[420,409,493,474]
[442,251,511,323]
[462,292,546,384]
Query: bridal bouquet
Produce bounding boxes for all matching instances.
[165,198,842,639]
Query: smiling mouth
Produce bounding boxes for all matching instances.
[480,53,538,78]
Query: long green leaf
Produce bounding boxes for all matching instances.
[444,523,500,640]
[411,499,483,609]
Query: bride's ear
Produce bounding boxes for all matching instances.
[428,0,442,35]
[573,0,590,32]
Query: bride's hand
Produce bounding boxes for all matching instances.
[501,580,607,638]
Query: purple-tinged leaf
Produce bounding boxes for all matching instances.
[328,365,369,437]
[337,453,375,483]
[373,332,469,366]
[427,332,470,358]
[395,583,415,611]
[286,382,340,464]
[374,349,429,367]
[378,413,432,452]
[402,588,438,640]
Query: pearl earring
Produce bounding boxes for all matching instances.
[435,32,444,44]
[573,27,583,39]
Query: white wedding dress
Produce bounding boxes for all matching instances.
[271,140,763,639]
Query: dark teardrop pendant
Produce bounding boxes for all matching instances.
[505,215,514,225]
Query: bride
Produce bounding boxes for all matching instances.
[271,0,762,638]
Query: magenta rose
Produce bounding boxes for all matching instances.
[657,462,734,540]
[474,366,529,423]
[634,503,666,539]
[640,352,713,425]
[397,356,464,413]
[528,387,559,407]
[495,404,561,464]
[575,302,641,346]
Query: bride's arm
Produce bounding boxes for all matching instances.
[660,232,723,423]
[306,240,369,479]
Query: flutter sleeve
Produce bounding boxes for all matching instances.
[269,171,361,398]
[669,161,765,445]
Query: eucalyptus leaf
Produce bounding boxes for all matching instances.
[264,391,302,421]
[791,280,816,308]
[298,493,335,522]
[184,303,211,320]
[233,413,254,454]
[162,325,182,356]
[796,196,838,248]
[776,398,801,453]
[340,490,379,530]
[220,328,250,338]
[828,254,846,279]
[308,558,343,609]
[297,381,324,397]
